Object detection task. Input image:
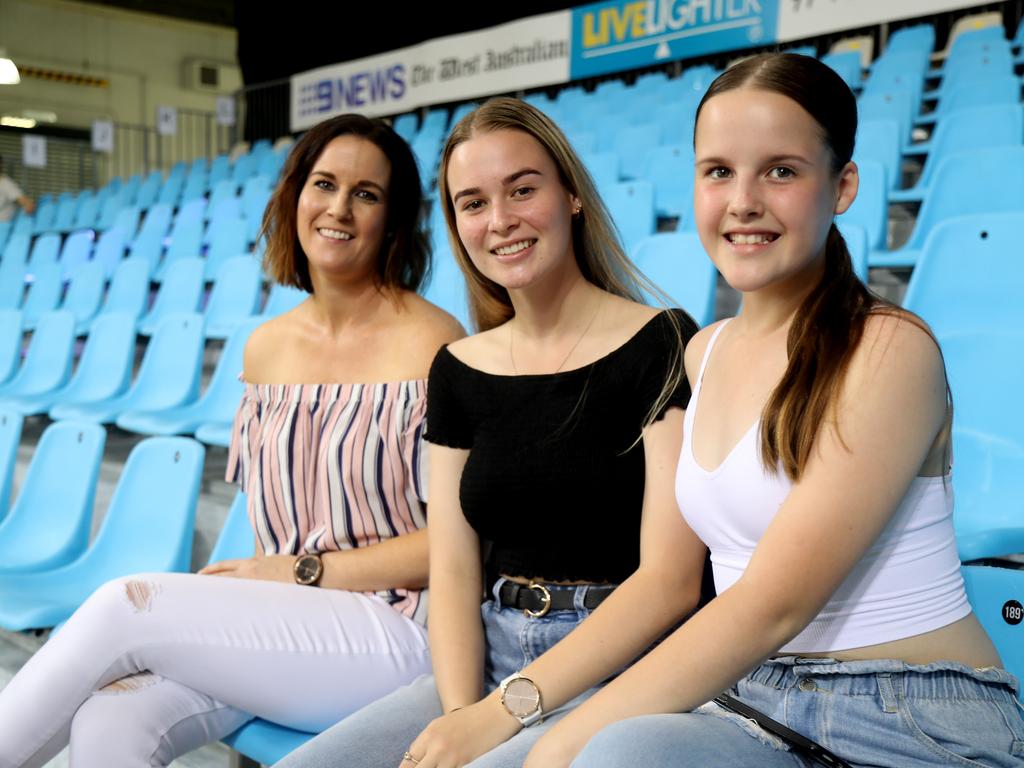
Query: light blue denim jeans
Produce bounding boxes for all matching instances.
[274,579,607,768]
[573,656,1024,767]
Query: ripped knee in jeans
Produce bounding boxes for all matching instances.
[694,700,792,752]
[99,671,161,694]
[123,579,161,613]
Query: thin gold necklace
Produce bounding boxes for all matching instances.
[509,295,602,375]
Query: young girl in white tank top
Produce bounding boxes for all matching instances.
[521,53,1024,768]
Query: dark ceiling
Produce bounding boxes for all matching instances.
[75,0,235,28]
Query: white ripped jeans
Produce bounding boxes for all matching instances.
[0,572,431,768]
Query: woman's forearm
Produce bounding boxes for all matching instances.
[429,561,487,712]
[317,528,430,592]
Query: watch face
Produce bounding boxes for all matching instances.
[295,555,321,584]
[503,678,540,717]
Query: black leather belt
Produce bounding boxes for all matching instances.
[496,580,616,617]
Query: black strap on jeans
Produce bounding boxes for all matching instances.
[714,693,852,768]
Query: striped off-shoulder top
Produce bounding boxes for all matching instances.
[226,379,429,625]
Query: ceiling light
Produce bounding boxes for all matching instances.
[0,49,19,86]
[0,116,36,128]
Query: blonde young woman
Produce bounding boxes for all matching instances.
[520,53,1024,768]
[275,99,702,768]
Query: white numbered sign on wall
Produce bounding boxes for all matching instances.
[22,135,47,168]
[156,106,178,137]
[92,120,114,153]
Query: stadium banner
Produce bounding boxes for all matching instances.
[290,11,571,131]
[777,0,1007,43]
[569,0,780,80]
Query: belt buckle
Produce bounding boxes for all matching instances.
[524,581,552,618]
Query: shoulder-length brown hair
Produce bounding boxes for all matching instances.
[696,53,924,481]
[261,113,428,294]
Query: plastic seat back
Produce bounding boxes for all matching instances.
[0,310,75,395]
[631,233,717,327]
[0,311,23,384]
[903,147,1024,253]
[92,227,129,278]
[603,181,655,254]
[27,233,60,268]
[99,257,150,323]
[141,258,204,333]
[916,105,1024,191]
[904,212,1024,336]
[0,421,105,572]
[642,144,695,223]
[262,284,306,317]
[56,311,137,405]
[204,256,262,336]
[0,258,26,310]
[0,410,23,519]
[76,437,205,578]
[838,159,887,251]
[855,120,902,191]
[59,230,95,280]
[208,491,256,563]
[62,260,106,331]
[204,217,249,280]
[22,263,65,328]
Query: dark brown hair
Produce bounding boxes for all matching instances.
[261,114,428,294]
[697,53,896,481]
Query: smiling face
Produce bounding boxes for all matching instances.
[296,134,391,287]
[445,128,580,294]
[693,87,857,296]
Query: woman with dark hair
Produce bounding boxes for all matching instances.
[0,114,463,768]
[518,53,1024,768]
[275,97,702,768]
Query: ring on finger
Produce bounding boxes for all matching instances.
[402,751,421,765]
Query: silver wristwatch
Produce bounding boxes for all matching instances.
[499,673,544,727]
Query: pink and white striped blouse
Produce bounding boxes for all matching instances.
[226,379,429,625]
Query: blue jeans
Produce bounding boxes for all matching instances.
[274,579,607,768]
[573,656,1024,767]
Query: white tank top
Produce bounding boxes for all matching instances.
[677,321,970,652]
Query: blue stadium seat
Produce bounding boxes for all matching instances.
[0,311,24,385]
[903,212,1024,335]
[203,256,262,339]
[603,180,655,254]
[133,202,174,246]
[1,232,29,265]
[0,437,205,631]
[108,205,141,240]
[61,260,106,334]
[855,120,902,191]
[261,283,306,318]
[642,144,695,223]
[0,221,10,254]
[960,566,1024,702]
[117,317,259,437]
[194,421,233,448]
[91,226,129,278]
[204,217,250,280]
[155,217,203,281]
[614,123,661,180]
[631,233,717,327]
[95,195,126,232]
[257,148,287,181]
[31,198,57,235]
[27,233,60,268]
[886,23,935,54]
[58,230,95,280]
[207,180,240,219]
[50,312,205,424]
[822,51,863,90]
[140,258,205,335]
[94,258,150,327]
[0,421,106,575]
[156,173,185,207]
[923,47,1014,101]
[209,154,232,189]
[71,193,100,231]
[0,257,27,310]
[871,147,1024,268]
[392,113,418,142]
[0,310,75,399]
[52,195,77,232]
[232,152,258,186]
[0,410,23,519]
[127,229,163,276]
[21,263,65,330]
[838,159,887,253]
[916,75,1021,126]
[422,245,471,331]
[857,90,916,149]
[0,312,135,416]
[136,171,163,210]
[895,104,1023,202]
[580,151,620,188]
